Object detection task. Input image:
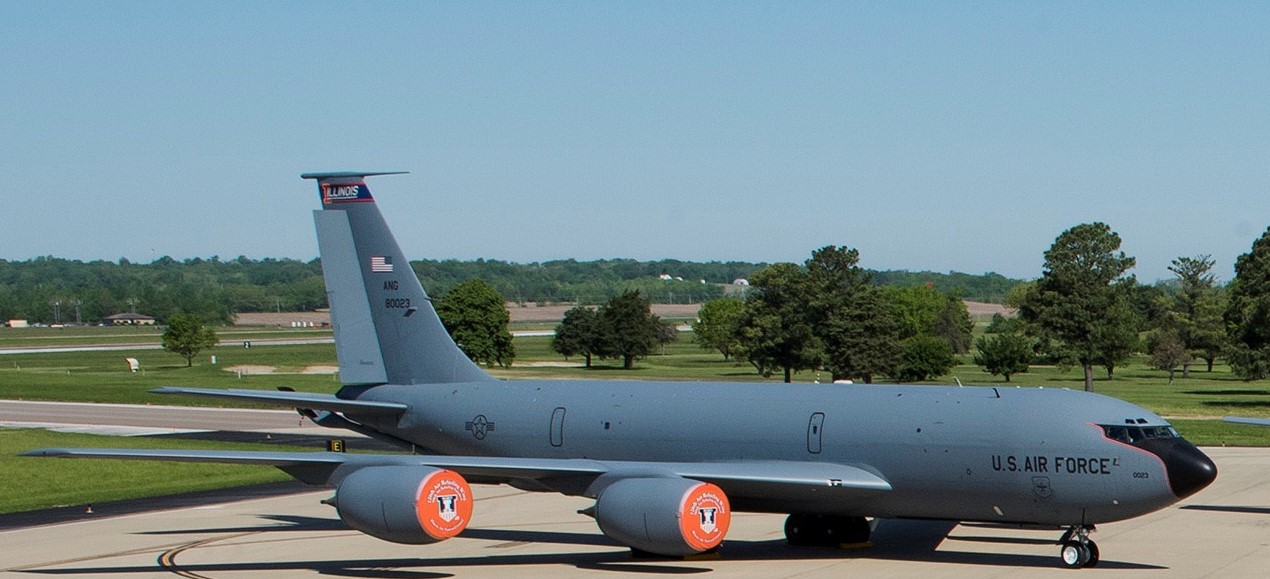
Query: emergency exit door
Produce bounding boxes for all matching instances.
[808,412,825,454]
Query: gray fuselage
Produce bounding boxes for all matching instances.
[349,380,1197,527]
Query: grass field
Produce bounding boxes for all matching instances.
[0,429,303,513]
[0,341,344,404]
[0,325,333,348]
[5,326,1270,515]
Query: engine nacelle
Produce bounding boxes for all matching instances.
[333,465,473,544]
[594,477,731,556]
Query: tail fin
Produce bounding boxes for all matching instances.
[303,172,494,385]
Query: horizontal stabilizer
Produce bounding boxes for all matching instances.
[152,387,407,415]
[24,448,351,466]
[299,171,409,180]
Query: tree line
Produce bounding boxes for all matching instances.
[409,223,1270,386]
[0,255,1022,325]
[969,223,1270,388]
[113,220,1270,388]
[550,291,679,370]
[667,223,1270,387]
[685,246,973,383]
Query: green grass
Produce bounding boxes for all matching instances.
[0,325,331,348]
[939,357,1270,421]
[1169,418,1270,447]
[0,342,343,405]
[0,429,308,513]
[0,325,161,346]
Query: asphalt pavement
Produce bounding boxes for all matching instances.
[2,447,1268,577]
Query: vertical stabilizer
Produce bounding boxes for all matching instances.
[304,172,494,385]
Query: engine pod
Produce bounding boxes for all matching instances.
[335,465,473,544]
[594,477,731,556]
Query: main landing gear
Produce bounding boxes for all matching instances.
[1058,525,1099,569]
[784,514,872,547]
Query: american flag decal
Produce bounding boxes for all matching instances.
[370,256,393,273]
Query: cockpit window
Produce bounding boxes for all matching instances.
[1100,424,1179,443]
[1104,425,1132,443]
[1142,426,1174,439]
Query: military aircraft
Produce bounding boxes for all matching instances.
[26,172,1218,569]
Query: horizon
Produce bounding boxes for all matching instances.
[1,251,1168,286]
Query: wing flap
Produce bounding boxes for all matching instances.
[669,461,890,491]
[23,448,889,500]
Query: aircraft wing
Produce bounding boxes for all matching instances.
[1224,416,1270,427]
[23,448,890,497]
[151,387,408,415]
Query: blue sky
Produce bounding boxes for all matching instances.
[4,2,1269,282]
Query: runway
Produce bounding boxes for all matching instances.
[0,400,315,436]
[0,337,335,356]
[3,447,1268,578]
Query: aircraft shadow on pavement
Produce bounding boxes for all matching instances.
[1180,504,1270,515]
[19,518,1166,576]
[134,514,350,535]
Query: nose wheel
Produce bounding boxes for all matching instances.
[1058,525,1099,568]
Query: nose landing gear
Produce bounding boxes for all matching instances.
[1058,525,1099,568]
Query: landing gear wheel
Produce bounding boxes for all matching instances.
[831,516,871,544]
[784,514,822,547]
[785,514,871,547]
[1085,540,1100,568]
[1060,540,1090,568]
[1058,525,1099,568]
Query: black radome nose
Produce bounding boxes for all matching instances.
[1160,440,1218,499]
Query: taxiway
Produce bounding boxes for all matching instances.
[3,447,1268,578]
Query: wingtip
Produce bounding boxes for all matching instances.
[21,448,68,457]
[1224,416,1270,426]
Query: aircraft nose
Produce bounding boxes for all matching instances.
[1159,439,1218,499]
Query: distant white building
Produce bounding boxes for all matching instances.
[102,313,156,326]
[732,279,750,286]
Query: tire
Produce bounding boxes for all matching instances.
[833,516,871,544]
[787,514,871,548]
[784,514,814,546]
[1085,540,1100,568]
[1060,540,1090,568]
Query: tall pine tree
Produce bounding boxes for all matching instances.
[1226,229,1270,380]
[1020,223,1136,391]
